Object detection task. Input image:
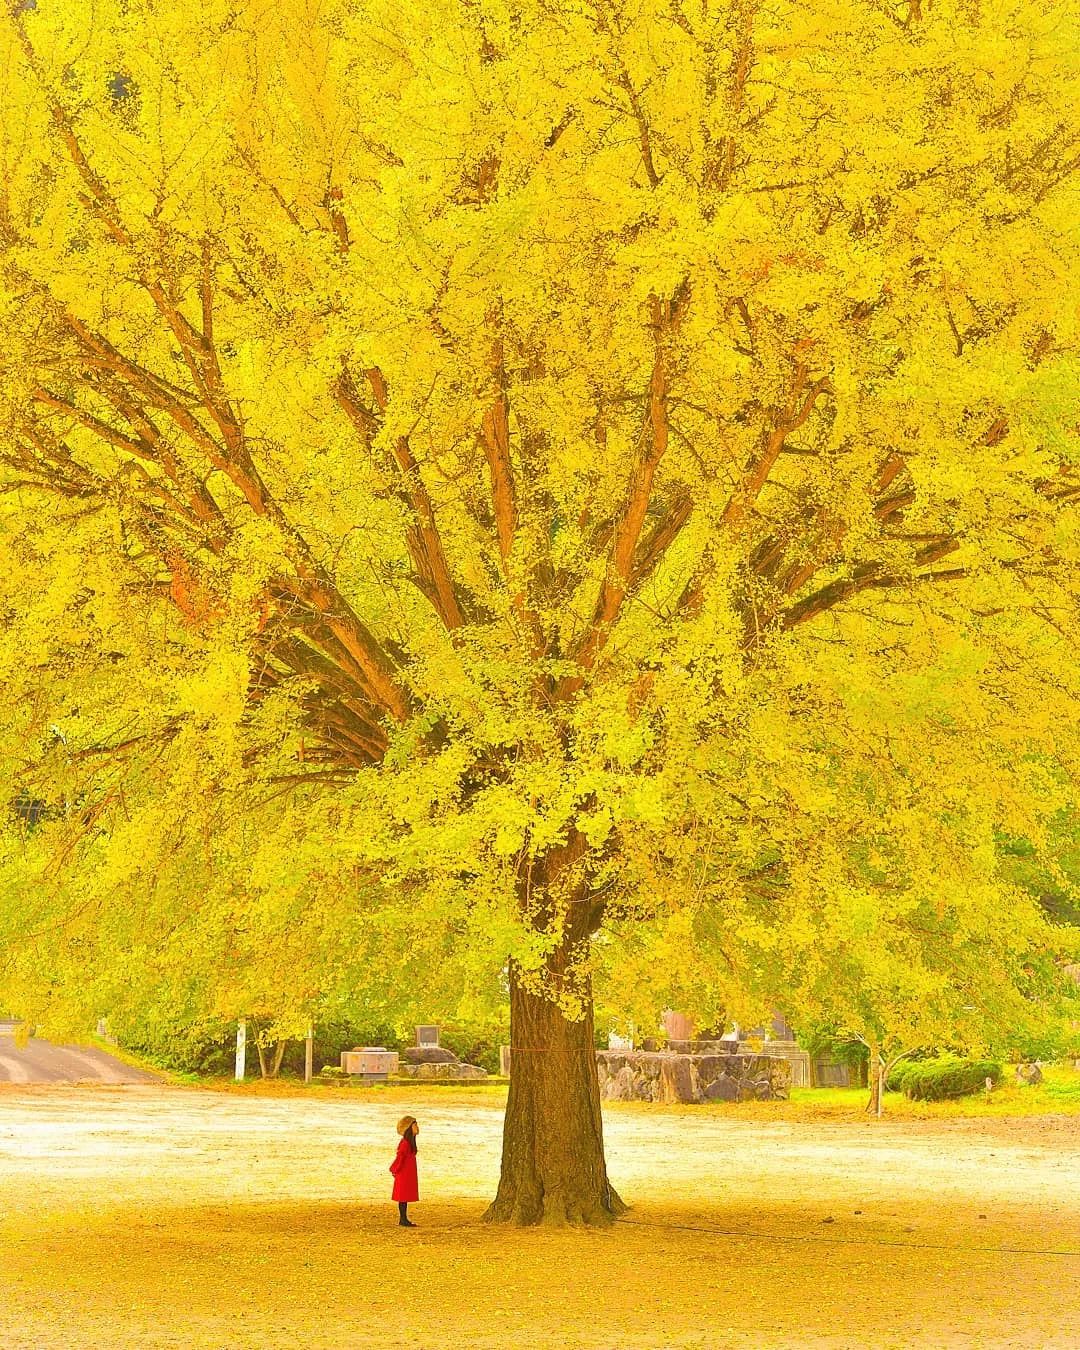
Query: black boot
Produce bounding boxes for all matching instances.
[398,1203,416,1228]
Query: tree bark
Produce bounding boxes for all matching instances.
[485,953,626,1225]
[256,1038,286,1079]
[485,833,625,1226]
[865,1038,883,1117]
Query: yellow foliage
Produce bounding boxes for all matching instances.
[0,0,1077,1052]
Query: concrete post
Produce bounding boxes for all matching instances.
[235,1018,247,1082]
[304,1020,314,1083]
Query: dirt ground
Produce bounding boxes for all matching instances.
[1,1084,1077,1349]
[0,1025,159,1084]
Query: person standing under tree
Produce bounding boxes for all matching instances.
[390,1115,419,1227]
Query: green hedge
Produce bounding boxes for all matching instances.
[437,1029,505,1076]
[889,1057,1002,1101]
[885,1060,916,1093]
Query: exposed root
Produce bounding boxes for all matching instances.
[483,1182,627,1228]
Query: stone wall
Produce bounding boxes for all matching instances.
[755,1039,812,1088]
[395,1045,488,1080]
[596,1050,790,1104]
[396,1060,488,1080]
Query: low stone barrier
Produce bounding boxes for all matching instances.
[596,1050,790,1103]
[395,1060,488,1080]
[395,1044,488,1079]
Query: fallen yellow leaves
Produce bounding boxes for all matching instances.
[1,1085,1077,1348]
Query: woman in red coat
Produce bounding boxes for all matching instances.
[390,1115,419,1226]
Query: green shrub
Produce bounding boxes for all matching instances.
[278,1021,402,1077]
[899,1057,1002,1101]
[1006,1025,1080,1064]
[117,1019,235,1075]
[119,1017,403,1079]
[885,1060,916,1093]
[438,1028,506,1075]
[1043,1070,1080,1104]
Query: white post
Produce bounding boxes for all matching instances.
[304,1020,314,1083]
[235,1018,247,1082]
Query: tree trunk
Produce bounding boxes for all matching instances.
[485,953,625,1225]
[486,833,625,1226]
[865,1039,883,1116]
[256,1038,286,1079]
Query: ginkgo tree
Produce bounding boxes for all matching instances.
[1,0,1079,1224]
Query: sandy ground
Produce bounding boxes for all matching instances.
[0,1084,1077,1349]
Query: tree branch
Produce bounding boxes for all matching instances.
[561,285,688,694]
[720,361,831,530]
[337,366,465,632]
[778,550,965,635]
[479,335,518,567]
[627,493,694,591]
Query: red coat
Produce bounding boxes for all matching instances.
[390,1136,419,1202]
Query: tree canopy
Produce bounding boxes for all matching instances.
[1,0,1079,1220]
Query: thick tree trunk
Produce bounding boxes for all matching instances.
[484,956,626,1225]
[486,834,625,1226]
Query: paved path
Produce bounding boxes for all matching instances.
[0,1023,157,1084]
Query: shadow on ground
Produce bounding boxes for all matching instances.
[2,1086,1078,1348]
[4,1196,1078,1350]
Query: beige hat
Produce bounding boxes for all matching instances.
[397,1115,417,1135]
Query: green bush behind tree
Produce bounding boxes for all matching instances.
[121,1016,509,1078]
[888,1058,1003,1101]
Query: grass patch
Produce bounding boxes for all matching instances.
[1042,1068,1080,1104]
[773,1065,1080,1119]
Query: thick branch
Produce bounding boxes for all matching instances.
[476,332,550,661]
[337,367,465,631]
[51,321,408,722]
[275,578,410,725]
[92,378,227,539]
[705,3,756,195]
[628,494,694,591]
[615,65,661,188]
[24,49,272,521]
[479,337,517,566]
[778,546,964,634]
[562,287,687,694]
[720,362,831,531]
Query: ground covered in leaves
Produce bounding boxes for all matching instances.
[1,1082,1077,1348]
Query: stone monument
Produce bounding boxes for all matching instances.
[396,1024,489,1080]
[340,1047,399,1080]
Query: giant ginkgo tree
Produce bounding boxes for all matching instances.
[1,0,1079,1224]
